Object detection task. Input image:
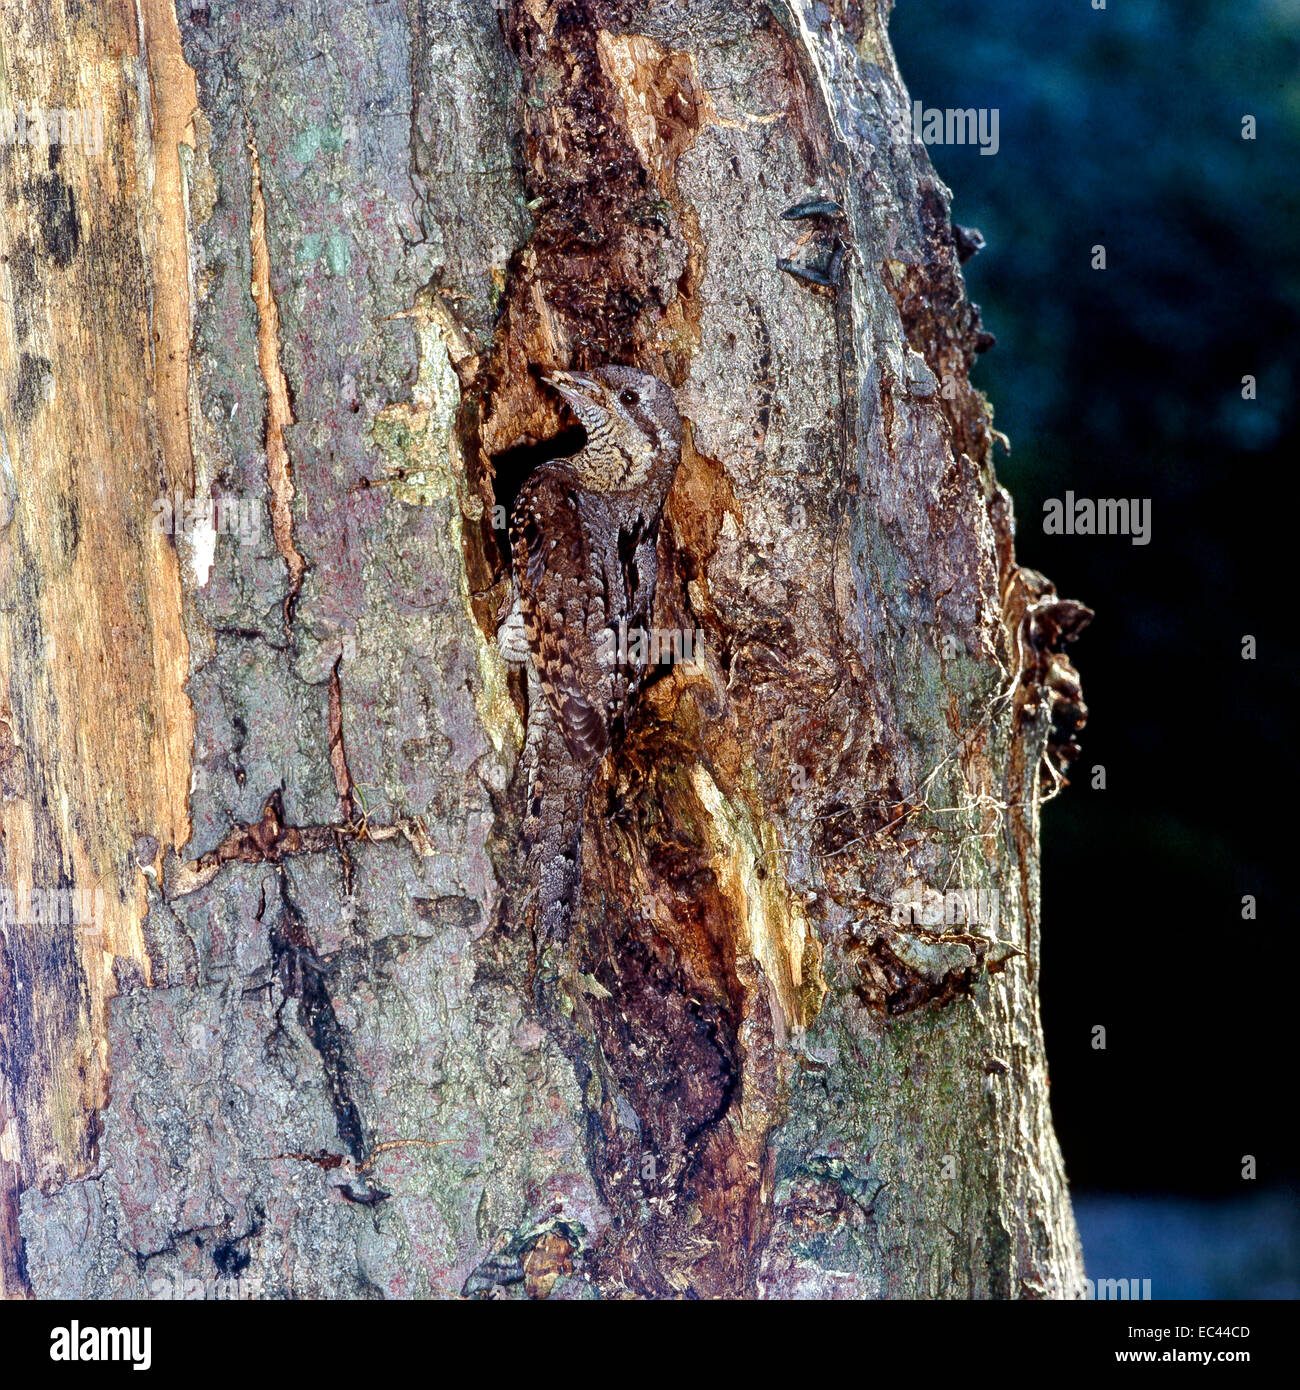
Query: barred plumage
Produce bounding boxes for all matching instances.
[501,367,682,951]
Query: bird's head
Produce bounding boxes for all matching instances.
[542,365,681,493]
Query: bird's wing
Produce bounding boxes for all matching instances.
[509,465,612,767]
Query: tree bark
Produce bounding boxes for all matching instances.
[1,0,1087,1299]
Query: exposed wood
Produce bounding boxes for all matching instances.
[0,0,195,1297]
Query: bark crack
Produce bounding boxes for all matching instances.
[327,657,356,828]
[167,789,434,900]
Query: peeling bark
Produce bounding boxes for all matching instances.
[2,0,1085,1300]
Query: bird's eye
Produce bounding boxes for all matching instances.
[620,388,640,407]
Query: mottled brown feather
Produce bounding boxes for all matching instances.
[510,463,611,768]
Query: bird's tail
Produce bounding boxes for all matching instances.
[521,674,592,951]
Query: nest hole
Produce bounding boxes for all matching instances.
[488,425,586,568]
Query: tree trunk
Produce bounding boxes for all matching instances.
[2,0,1087,1299]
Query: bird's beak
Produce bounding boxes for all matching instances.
[542,370,607,430]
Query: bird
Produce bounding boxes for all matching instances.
[498,365,682,960]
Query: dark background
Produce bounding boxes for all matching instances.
[891,0,1298,1294]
